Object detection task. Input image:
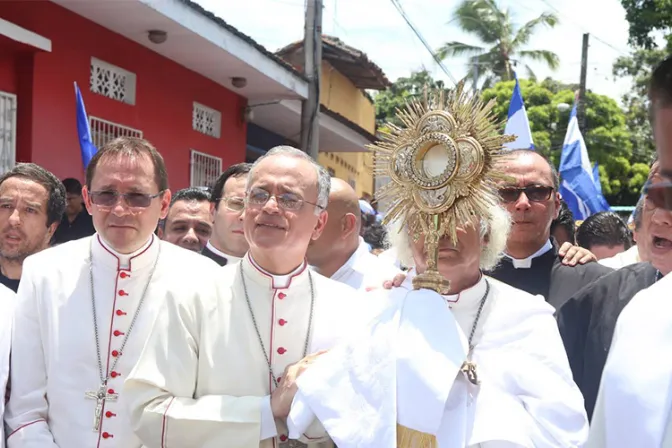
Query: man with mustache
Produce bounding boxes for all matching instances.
[487,149,613,310]
[588,55,672,447]
[158,187,213,252]
[0,163,65,292]
[126,146,363,447]
[5,137,219,447]
[202,163,251,266]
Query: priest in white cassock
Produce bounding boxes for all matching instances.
[587,54,672,448]
[125,146,363,448]
[307,177,401,291]
[0,283,15,448]
[286,85,588,448]
[5,137,219,448]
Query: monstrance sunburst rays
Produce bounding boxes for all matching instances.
[371,81,514,293]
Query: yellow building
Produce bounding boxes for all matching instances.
[277,36,389,198]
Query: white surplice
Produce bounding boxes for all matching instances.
[124,253,365,448]
[587,273,672,448]
[5,234,219,448]
[288,272,588,447]
[0,283,15,448]
[322,238,401,291]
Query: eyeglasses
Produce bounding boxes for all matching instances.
[498,185,554,203]
[219,196,245,212]
[643,179,672,211]
[89,190,164,209]
[246,187,323,211]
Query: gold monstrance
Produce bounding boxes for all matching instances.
[370,83,514,448]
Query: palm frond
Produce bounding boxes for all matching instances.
[518,49,560,70]
[524,64,537,81]
[512,13,559,48]
[436,41,485,60]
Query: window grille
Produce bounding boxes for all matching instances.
[88,117,142,150]
[190,150,222,188]
[90,57,137,105]
[192,102,222,138]
[0,91,16,175]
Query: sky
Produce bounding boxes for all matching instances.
[194,0,635,103]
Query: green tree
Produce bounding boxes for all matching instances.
[619,0,672,50]
[481,78,641,205]
[373,70,447,129]
[437,0,560,88]
[612,47,667,163]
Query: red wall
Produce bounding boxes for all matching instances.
[0,1,247,189]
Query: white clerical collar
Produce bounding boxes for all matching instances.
[504,239,553,269]
[93,234,156,271]
[206,240,242,264]
[330,237,369,282]
[247,254,307,289]
[441,273,487,309]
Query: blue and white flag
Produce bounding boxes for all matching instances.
[559,104,609,220]
[503,73,534,150]
[74,82,97,169]
[592,162,602,194]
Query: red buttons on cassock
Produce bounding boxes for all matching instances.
[115,310,127,316]
[102,432,113,439]
[119,272,129,279]
[118,290,128,296]
[105,411,114,418]
[278,319,287,326]
[278,292,286,299]
[107,388,115,394]
[277,347,286,355]
[111,350,119,357]
[110,371,119,378]
[280,435,288,442]
[113,330,124,337]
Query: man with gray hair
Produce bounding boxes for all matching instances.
[126,146,364,447]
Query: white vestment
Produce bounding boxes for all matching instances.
[598,245,641,269]
[588,273,672,448]
[0,283,15,448]
[5,234,219,448]
[125,253,365,448]
[288,273,588,447]
[323,238,401,291]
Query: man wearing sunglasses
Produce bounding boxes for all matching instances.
[202,163,252,266]
[487,149,612,310]
[589,55,672,448]
[127,146,363,447]
[6,137,219,448]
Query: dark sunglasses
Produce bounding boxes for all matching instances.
[498,185,554,203]
[643,179,672,211]
[89,190,164,209]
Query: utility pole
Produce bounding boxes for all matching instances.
[578,33,589,131]
[300,0,323,160]
[471,61,479,94]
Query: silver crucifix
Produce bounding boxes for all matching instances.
[85,384,118,431]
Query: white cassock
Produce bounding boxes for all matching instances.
[588,273,672,448]
[0,283,15,448]
[124,253,365,448]
[4,234,219,448]
[321,238,401,291]
[288,272,588,447]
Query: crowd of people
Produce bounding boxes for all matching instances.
[0,55,669,448]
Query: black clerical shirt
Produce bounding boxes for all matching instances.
[486,240,613,310]
[0,270,20,292]
[52,209,95,245]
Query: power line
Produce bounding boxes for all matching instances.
[389,0,458,84]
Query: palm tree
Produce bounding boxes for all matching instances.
[437,0,560,88]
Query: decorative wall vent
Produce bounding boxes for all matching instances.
[90,57,137,105]
[192,102,222,138]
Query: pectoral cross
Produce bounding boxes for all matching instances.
[460,360,480,385]
[85,384,118,431]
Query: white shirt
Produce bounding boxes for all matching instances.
[504,239,553,269]
[288,272,588,447]
[5,234,219,448]
[588,273,672,447]
[599,245,641,269]
[0,283,15,448]
[324,238,401,291]
[124,253,366,448]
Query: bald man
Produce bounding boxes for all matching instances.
[307,178,400,290]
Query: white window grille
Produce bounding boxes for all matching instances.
[192,102,222,138]
[190,150,222,188]
[90,57,137,105]
[0,92,17,175]
[89,116,143,149]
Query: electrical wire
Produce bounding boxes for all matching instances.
[389,0,458,84]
